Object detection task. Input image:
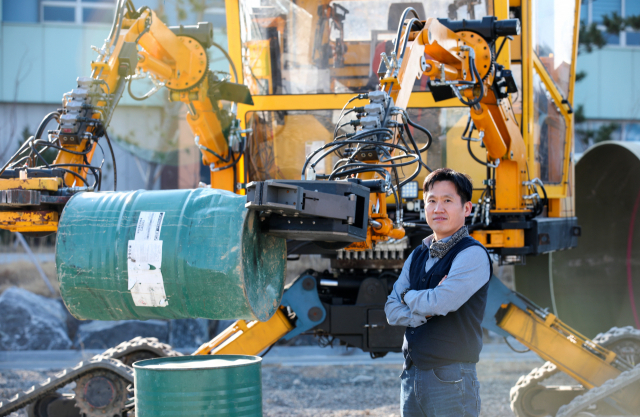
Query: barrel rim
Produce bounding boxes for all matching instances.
[132,354,262,371]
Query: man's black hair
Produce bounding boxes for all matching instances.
[423,168,473,204]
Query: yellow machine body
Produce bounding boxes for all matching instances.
[223,0,580,249]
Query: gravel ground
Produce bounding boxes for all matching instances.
[1,359,546,417]
[261,360,543,417]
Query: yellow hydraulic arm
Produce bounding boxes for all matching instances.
[498,303,623,389]
[377,14,530,242]
[0,1,251,235]
[483,276,640,415]
[54,6,236,189]
[331,12,529,251]
[194,274,326,357]
[194,308,294,356]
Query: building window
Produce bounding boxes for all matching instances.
[573,120,640,153]
[582,0,640,47]
[41,0,116,24]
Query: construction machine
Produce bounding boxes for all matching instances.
[1,0,639,416]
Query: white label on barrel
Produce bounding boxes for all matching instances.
[135,212,165,241]
[128,212,168,307]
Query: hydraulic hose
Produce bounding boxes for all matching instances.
[211,42,238,83]
[397,18,423,61]
[28,138,50,168]
[195,136,231,163]
[105,0,125,51]
[104,130,117,191]
[328,166,389,181]
[467,133,488,166]
[209,139,245,173]
[0,111,60,176]
[334,94,366,138]
[34,112,60,140]
[106,0,126,60]
[454,57,485,107]
[397,123,425,188]
[404,114,432,152]
[394,7,421,55]
[133,7,151,44]
[464,122,489,167]
[329,153,421,179]
[301,128,393,177]
[308,137,385,176]
[127,78,153,101]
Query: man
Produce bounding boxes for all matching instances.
[385,168,492,417]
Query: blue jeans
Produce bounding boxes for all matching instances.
[400,362,480,417]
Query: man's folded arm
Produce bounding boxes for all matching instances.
[403,246,490,317]
[385,252,416,327]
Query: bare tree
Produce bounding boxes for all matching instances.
[0,48,33,162]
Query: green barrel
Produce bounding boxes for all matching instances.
[56,188,286,321]
[133,355,262,417]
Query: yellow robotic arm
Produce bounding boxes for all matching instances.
[0,1,252,234]
[380,14,527,215]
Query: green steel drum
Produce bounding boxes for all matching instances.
[133,355,262,416]
[56,188,286,321]
[515,141,640,337]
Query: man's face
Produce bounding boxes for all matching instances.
[424,180,472,240]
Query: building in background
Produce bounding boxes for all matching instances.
[0,0,229,191]
[575,0,640,152]
[6,0,629,179]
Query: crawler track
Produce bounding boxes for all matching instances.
[510,326,640,417]
[0,337,180,417]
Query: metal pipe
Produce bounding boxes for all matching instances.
[187,103,197,117]
[515,141,640,336]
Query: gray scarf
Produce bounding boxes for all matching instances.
[428,226,469,259]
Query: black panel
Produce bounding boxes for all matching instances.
[0,168,66,179]
[330,305,366,334]
[248,180,370,242]
[368,309,405,349]
[525,217,580,254]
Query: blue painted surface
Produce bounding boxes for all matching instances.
[2,0,38,23]
[575,47,640,121]
[281,275,327,340]
[481,276,530,339]
[43,6,75,23]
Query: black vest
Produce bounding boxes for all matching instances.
[402,236,492,370]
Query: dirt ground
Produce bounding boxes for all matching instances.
[0,260,59,297]
[0,358,548,417]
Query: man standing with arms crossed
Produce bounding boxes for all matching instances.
[385,168,492,417]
